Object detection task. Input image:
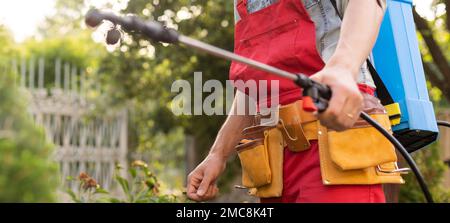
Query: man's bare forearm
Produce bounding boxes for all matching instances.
[209,92,254,160]
[328,0,386,78]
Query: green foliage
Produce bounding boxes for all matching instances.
[94,0,237,189]
[0,32,59,201]
[99,0,233,131]
[131,122,186,189]
[38,0,86,38]
[0,26,16,67]
[399,143,450,203]
[18,32,106,90]
[23,0,204,196]
[66,161,187,203]
[403,2,450,202]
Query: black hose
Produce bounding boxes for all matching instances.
[361,112,434,203]
[437,120,450,128]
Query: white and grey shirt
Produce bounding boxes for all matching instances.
[234,0,383,88]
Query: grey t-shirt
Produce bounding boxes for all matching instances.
[233,0,381,88]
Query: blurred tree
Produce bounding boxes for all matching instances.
[413,1,450,103]
[34,0,224,189]
[96,0,237,189]
[29,0,107,89]
[0,26,59,202]
[99,0,234,159]
[38,0,86,37]
[400,144,450,202]
[19,33,105,89]
[395,1,450,202]
[0,25,16,68]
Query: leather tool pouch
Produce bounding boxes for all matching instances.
[236,125,284,198]
[318,93,406,185]
[278,101,311,152]
[279,100,317,152]
[328,115,398,171]
[236,138,272,188]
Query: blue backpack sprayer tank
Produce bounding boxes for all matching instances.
[372,0,439,152]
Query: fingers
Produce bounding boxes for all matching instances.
[203,184,219,200]
[187,181,218,202]
[187,171,219,202]
[197,174,213,197]
[195,185,219,201]
[318,88,347,131]
[319,86,363,132]
[335,96,361,130]
[186,155,226,202]
[341,92,363,124]
[186,173,202,201]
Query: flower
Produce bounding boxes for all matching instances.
[83,178,98,190]
[131,160,148,168]
[78,172,99,190]
[152,183,160,194]
[145,178,156,189]
[78,172,90,181]
[115,164,123,170]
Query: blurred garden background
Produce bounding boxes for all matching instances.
[0,0,449,203]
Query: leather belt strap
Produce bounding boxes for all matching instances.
[278,94,389,142]
[279,100,317,124]
[302,121,319,141]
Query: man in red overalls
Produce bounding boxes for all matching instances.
[187,0,388,203]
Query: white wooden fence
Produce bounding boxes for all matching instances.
[11,58,128,191]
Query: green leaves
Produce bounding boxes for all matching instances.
[94,188,110,195]
[66,189,81,203]
[400,143,450,202]
[65,160,185,203]
[0,63,59,202]
[115,175,131,196]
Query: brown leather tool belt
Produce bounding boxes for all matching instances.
[235,93,405,198]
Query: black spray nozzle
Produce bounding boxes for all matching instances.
[295,74,332,112]
[86,9,111,28]
[106,28,121,45]
[85,9,102,27]
[85,8,180,44]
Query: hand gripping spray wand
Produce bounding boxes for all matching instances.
[85,9,434,203]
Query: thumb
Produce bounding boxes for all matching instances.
[197,175,213,196]
[310,72,323,82]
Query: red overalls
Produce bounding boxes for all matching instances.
[230,0,385,203]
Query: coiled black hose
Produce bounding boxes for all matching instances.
[437,121,450,128]
[361,112,434,203]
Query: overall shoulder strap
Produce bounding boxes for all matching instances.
[330,0,342,19]
[329,0,394,105]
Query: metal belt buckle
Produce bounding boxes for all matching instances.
[259,105,280,127]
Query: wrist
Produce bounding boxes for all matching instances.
[326,46,362,79]
[327,58,359,78]
[209,145,231,161]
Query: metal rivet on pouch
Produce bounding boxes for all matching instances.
[318,131,323,135]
